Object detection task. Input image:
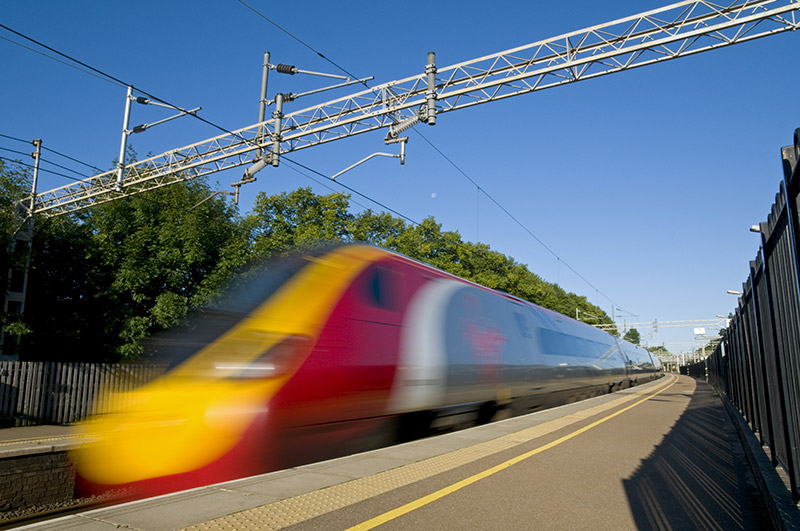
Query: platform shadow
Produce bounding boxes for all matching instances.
[623,381,770,530]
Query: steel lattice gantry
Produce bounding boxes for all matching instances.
[23,0,800,218]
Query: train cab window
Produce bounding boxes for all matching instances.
[514,311,531,338]
[360,265,401,311]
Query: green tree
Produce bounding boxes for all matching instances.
[244,188,615,328]
[0,159,30,242]
[0,159,33,344]
[23,213,107,360]
[350,209,407,248]
[246,187,353,257]
[23,175,247,361]
[648,345,670,355]
[623,328,641,345]
[16,183,618,361]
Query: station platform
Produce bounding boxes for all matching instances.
[0,424,86,458]
[11,373,779,530]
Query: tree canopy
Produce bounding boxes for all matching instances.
[648,345,671,355]
[623,328,641,345]
[2,168,617,361]
[23,176,247,361]
[0,159,32,345]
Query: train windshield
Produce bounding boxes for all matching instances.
[145,250,323,369]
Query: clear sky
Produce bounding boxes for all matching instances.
[2,1,798,355]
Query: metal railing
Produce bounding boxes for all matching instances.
[684,128,800,503]
[0,361,165,427]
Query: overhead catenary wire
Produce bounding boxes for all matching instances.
[0,34,122,88]
[281,162,373,212]
[3,14,628,316]
[0,146,91,178]
[0,23,256,150]
[0,22,412,223]
[284,157,419,226]
[0,133,34,144]
[1,133,109,177]
[0,156,83,183]
[412,130,631,314]
[235,7,631,315]
[42,146,104,174]
[235,0,370,89]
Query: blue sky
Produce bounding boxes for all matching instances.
[2,1,798,355]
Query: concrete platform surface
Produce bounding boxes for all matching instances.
[0,424,86,458]
[15,374,774,530]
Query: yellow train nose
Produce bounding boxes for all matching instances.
[73,377,281,485]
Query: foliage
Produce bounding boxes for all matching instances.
[648,344,671,355]
[0,159,32,349]
[6,174,616,361]
[623,328,641,345]
[0,159,30,238]
[22,172,247,361]
[246,187,614,329]
[245,187,353,256]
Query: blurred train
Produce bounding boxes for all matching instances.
[72,244,662,497]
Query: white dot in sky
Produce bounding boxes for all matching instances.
[431,193,437,198]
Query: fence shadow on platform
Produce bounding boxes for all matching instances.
[623,381,770,530]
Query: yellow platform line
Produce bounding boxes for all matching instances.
[183,374,678,531]
[348,374,679,530]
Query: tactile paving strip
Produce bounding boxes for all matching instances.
[183,376,676,530]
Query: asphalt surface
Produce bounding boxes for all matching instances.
[287,374,769,530]
[11,374,772,530]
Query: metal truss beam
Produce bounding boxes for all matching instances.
[594,318,729,330]
[25,0,800,217]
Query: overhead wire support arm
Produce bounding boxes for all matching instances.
[247,60,373,177]
[331,137,408,180]
[130,106,202,134]
[26,0,800,217]
[114,85,202,191]
[272,63,349,79]
[272,76,375,103]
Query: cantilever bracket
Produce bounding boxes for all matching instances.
[188,190,235,211]
[331,138,408,180]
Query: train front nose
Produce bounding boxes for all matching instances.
[73,335,311,490]
[74,379,273,486]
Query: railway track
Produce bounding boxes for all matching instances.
[0,493,131,530]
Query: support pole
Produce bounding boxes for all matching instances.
[271,93,284,167]
[29,139,41,216]
[257,51,271,158]
[425,51,437,125]
[18,139,40,317]
[116,86,133,191]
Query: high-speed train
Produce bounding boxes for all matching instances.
[73,244,661,497]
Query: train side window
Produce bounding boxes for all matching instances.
[539,329,588,357]
[361,265,401,311]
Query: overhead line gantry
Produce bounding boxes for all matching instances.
[18,0,800,218]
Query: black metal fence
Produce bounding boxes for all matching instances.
[684,129,800,503]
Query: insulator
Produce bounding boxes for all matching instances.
[135,96,149,104]
[276,64,297,75]
[387,115,420,140]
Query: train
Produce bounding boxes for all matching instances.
[72,243,662,497]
